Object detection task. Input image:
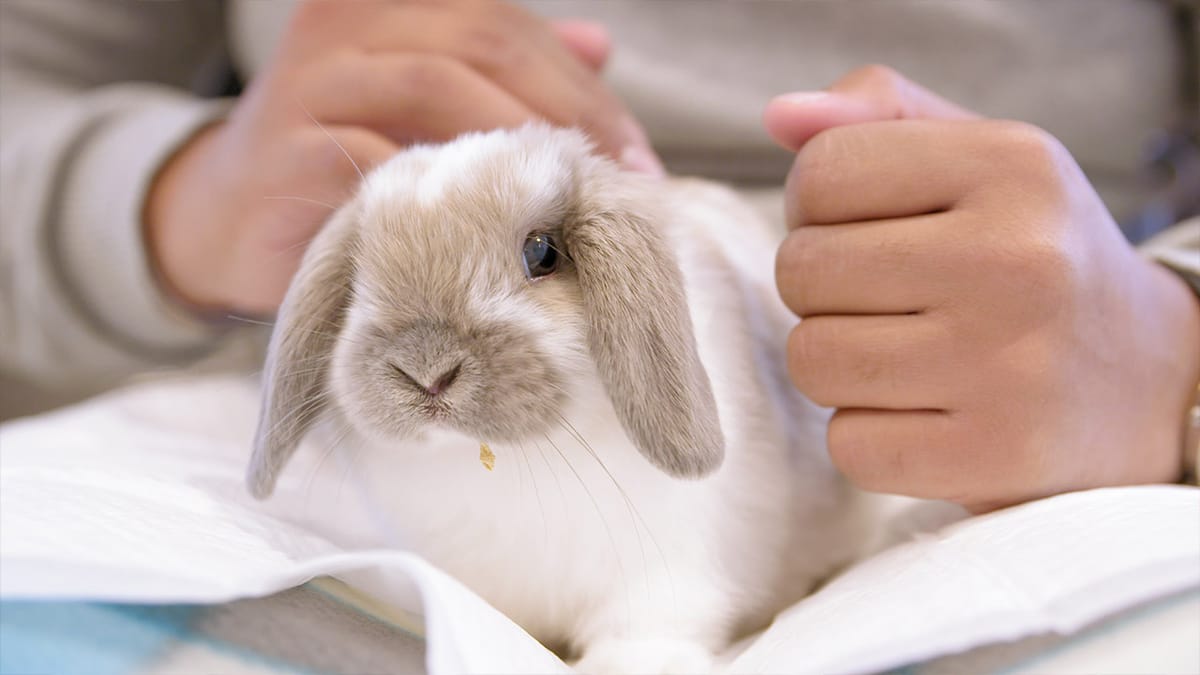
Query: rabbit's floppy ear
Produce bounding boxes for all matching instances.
[564,181,725,478]
[247,205,360,499]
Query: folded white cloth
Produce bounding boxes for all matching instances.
[1,375,1196,674]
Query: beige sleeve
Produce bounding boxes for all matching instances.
[0,0,236,415]
[1141,218,1200,291]
[1139,217,1200,484]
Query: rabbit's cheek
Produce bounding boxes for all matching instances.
[452,321,570,440]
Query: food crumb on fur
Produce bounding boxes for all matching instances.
[479,442,495,471]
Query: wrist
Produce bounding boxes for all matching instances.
[1139,258,1200,483]
[144,122,231,316]
[1183,381,1200,484]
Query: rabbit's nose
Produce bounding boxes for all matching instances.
[390,361,462,398]
[426,363,461,396]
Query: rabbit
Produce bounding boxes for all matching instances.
[247,124,872,674]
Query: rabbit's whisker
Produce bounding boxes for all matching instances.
[304,419,354,501]
[555,417,647,591]
[542,432,632,632]
[266,236,317,261]
[276,364,338,379]
[295,97,365,182]
[266,216,360,261]
[226,311,371,351]
[260,391,328,442]
[542,240,574,265]
[533,438,569,516]
[517,439,548,551]
[512,438,526,500]
[269,324,370,349]
[337,427,366,502]
[555,414,675,611]
[263,195,339,211]
[226,314,274,327]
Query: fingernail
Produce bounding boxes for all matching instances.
[770,91,838,108]
[562,20,609,45]
[620,144,666,178]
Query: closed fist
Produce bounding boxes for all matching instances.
[768,66,1200,512]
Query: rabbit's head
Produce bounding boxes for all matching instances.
[248,125,723,498]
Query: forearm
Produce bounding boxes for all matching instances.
[0,0,233,411]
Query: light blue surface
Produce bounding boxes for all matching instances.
[0,601,322,675]
[0,602,197,675]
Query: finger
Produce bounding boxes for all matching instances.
[291,124,400,184]
[436,4,647,164]
[764,91,885,153]
[764,64,978,151]
[551,19,611,71]
[787,315,955,410]
[295,52,538,144]
[775,213,951,316]
[831,64,978,119]
[826,409,973,500]
[363,3,657,170]
[785,119,986,227]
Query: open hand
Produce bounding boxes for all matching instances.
[146,0,656,316]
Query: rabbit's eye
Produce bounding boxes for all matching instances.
[522,234,559,279]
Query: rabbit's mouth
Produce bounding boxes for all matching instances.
[417,402,450,421]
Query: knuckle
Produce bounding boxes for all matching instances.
[795,126,841,173]
[326,128,386,170]
[790,144,831,222]
[787,321,839,406]
[991,231,1080,308]
[854,63,905,88]
[983,119,1069,176]
[460,22,526,75]
[295,128,360,178]
[843,64,912,116]
[388,56,463,122]
[774,233,816,313]
[859,63,902,82]
[825,414,880,487]
[785,324,822,392]
[292,48,365,101]
[1021,234,1076,285]
[792,126,867,219]
[394,55,454,101]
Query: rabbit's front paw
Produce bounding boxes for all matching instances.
[573,637,713,675]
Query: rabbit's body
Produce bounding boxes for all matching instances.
[336,181,860,663]
[250,126,868,672]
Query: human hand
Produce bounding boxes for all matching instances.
[146,0,657,316]
[766,66,1200,512]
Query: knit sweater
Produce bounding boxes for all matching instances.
[1,0,1198,422]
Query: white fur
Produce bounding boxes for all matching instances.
[281,131,872,673]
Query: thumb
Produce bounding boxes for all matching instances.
[552,19,612,72]
[763,65,978,151]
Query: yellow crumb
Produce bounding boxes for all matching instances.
[479,442,495,471]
